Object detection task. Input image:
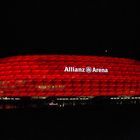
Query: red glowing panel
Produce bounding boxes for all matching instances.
[0,55,140,97]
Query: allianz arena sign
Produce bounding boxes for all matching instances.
[0,55,139,96]
[64,66,109,73]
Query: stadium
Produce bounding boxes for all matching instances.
[0,55,139,109]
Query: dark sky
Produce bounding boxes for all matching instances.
[5,1,139,59]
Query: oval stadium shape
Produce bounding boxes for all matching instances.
[0,55,140,97]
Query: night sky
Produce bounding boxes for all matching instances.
[6,1,139,59]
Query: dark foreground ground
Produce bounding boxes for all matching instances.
[1,104,140,140]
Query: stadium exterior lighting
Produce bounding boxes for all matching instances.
[0,55,139,97]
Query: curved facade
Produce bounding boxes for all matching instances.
[0,55,140,97]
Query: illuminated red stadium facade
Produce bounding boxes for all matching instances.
[0,55,140,97]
